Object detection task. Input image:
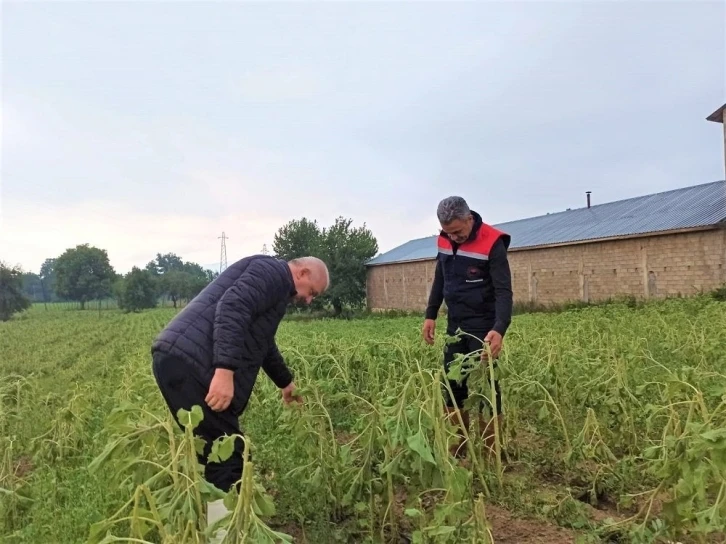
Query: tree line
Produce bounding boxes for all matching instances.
[1,215,378,321]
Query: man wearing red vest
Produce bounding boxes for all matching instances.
[422,196,513,458]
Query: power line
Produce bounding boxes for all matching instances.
[218,232,228,273]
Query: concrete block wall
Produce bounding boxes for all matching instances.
[366,228,726,311]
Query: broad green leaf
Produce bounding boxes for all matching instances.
[407,430,436,465]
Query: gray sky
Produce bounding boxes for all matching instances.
[2,1,724,274]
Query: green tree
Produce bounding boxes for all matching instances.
[54,244,116,310]
[112,277,126,307]
[39,258,58,302]
[272,216,378,315]
[22,272,44,302]
[144,253,215,307]
[321,217,378,315]
[118,267,158,312]
[0,262,32,321]
[162,270,190,308]
[145,253,184,275]
[272,218,323,261]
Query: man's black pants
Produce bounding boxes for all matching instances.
[152,352,244,493]
[442,326,502,416]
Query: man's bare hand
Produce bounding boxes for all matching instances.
[422,319,436,345]
[205,368,234,412]
[482,330,503,361]
[281,382,302,405]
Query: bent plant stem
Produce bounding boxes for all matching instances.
[182,423,205,532]
[441,374,489,496]
[225,436,255,541]
[484,342,503,483]
[519,379,571,456]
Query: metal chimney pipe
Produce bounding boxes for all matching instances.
[586,191,591,208]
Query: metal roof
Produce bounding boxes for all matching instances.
[366,180,726,266]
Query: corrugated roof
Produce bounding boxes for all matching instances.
[366,180,726,266]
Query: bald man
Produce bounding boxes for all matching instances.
[150,254,329,539]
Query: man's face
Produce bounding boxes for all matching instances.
[441,215,474,244]
[291,268,327,305]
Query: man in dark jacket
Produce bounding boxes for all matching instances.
[422,196,513,458]
[150,254,329,536]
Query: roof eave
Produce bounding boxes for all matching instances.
[707,104,726,123]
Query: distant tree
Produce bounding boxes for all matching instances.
[0,262,32,321]
[144,252,216,307]
[272,216,378,315]
[54,244,116,310]
[272,218,323,261]
[180,261,210,302]
[39,258,58,302]
[145,253,184,275]
[118,267,158,312]
[22,272,44,302]
[321,217,378,315]
[112,277,126,307]
[162,270,190,308]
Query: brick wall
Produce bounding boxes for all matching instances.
[366,228,726,310]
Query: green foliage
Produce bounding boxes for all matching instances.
[711,283,726,301]
[272,216,378,315]
[322,217,379,314]
[145,252,213,307]
[54,244,116,310]
[0,262,32,321]
[117,267,158,312]
[2,296,726,542]
[272,218,323,261]
[39,258,57,302]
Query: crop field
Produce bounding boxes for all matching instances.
[1,297,725,544]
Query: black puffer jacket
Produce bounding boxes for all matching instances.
[151,255,295,413]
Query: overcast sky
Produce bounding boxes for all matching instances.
[2,1,724,274]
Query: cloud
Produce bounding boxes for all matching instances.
[1,0,723,275]
[0,194,432,275]
[0,197,292,274]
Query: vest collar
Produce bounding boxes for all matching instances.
[440,210,483,247]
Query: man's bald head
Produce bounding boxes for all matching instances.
[288,256,330,305]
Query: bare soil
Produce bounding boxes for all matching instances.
[486,505,580,544]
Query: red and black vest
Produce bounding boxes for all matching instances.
[436,211,510,326]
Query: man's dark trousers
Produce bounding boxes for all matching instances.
[442,323,502,417]
[152,352,244,493]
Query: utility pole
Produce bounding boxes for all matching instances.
[219,232,229,273]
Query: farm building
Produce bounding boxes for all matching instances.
[365,178,726,311]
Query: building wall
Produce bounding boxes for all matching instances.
[366,228,726,311]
